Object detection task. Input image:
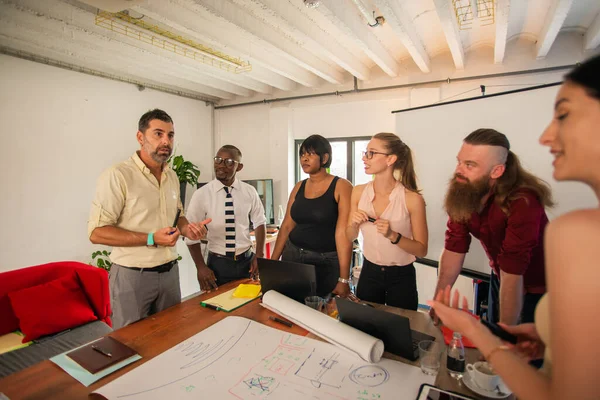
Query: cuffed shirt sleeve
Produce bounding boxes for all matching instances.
[444,217,471,254]
[87,168,125,237]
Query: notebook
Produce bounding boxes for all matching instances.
[0,331,31,355]
[201,286,262,312]
[66,336,138,374]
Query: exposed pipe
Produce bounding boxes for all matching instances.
[210,102,216,180]
[0,46,218,104]
[350,0,378,26]
[214,64,575,110]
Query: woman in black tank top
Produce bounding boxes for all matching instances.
[271,135,353,298]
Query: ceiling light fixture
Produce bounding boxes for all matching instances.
[95,11,251,73]
[303,0,321,9]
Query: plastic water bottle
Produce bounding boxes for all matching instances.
[447,332,466,379]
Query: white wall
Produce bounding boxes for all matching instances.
[397,84,598,274]
[0,55,212,297]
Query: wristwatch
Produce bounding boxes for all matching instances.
[147,232,156,247]
[338,277,350,284]
[390,232,402,244]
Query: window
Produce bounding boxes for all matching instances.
[295,136,372,185]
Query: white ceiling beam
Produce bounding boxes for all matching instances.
[0,34,233,101]
[318,0,400,77]
[373,0,430,73]
[494,0,511,64]
[135,1,320,88]
[130,6,298,92]
[433,0,465,69]
[189,0,345,84]
[230,0,370,80]
[25,0,272,94]
[584,11,600,50]
[536,0,574,58]
[0,1,244,99]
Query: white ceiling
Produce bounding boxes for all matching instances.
[1,0,599,103]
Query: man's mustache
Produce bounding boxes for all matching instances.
[454,173,469,182]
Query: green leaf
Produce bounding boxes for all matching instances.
[102,250,111,256]
[168,152,200,185]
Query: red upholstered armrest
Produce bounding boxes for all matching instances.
[0,261,112,335]
[73,264,112,327]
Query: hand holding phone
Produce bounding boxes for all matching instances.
[481,319,518,344]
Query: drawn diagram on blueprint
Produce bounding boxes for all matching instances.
[94,317,434,400]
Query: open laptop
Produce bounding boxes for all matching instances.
[336,297,435,361]
[257,258,317,303]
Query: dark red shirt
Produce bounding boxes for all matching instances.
[445,190,548,294]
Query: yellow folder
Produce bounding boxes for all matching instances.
[201,285,262,312]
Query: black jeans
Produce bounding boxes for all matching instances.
[207,252,254,286]
[487,272,544,324]
[487,272,544,368]
[281,240,339,297]
[356,258,418,310]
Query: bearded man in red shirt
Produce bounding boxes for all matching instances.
[433,128,554,326]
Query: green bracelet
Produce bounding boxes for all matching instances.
[147,232,155,247]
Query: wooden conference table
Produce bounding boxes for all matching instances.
[0,280,510,400]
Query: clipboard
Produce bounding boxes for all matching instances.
[201,286,261,312]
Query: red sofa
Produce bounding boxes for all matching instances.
[0,261,113,377]
[0,261,112,336]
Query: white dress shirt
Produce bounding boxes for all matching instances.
[185,178,267,255]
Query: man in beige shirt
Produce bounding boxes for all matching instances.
[88,109,209,329]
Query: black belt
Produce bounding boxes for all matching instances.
[122,260,177,273]
[209,248,253,262]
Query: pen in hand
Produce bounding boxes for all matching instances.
[169,209,182,235]
[91,345,112,358]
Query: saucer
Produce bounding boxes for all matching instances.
[462,372,512,399]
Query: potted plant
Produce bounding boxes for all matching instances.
[169,154,200,205]
[91,250,112,272]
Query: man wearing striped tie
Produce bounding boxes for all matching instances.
[186,145,267,292]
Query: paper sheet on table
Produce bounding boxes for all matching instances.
[261,290,384,363]
[93,316,434,400]
[232,284,262,298]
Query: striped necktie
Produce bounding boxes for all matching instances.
[223,186,236,257]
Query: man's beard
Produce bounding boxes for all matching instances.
[143,140,172,163]
[444,174,491,223]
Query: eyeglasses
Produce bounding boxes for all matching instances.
[214,156,239,167]
[362,150,390,159]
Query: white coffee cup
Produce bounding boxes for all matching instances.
[466,361,500,391]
